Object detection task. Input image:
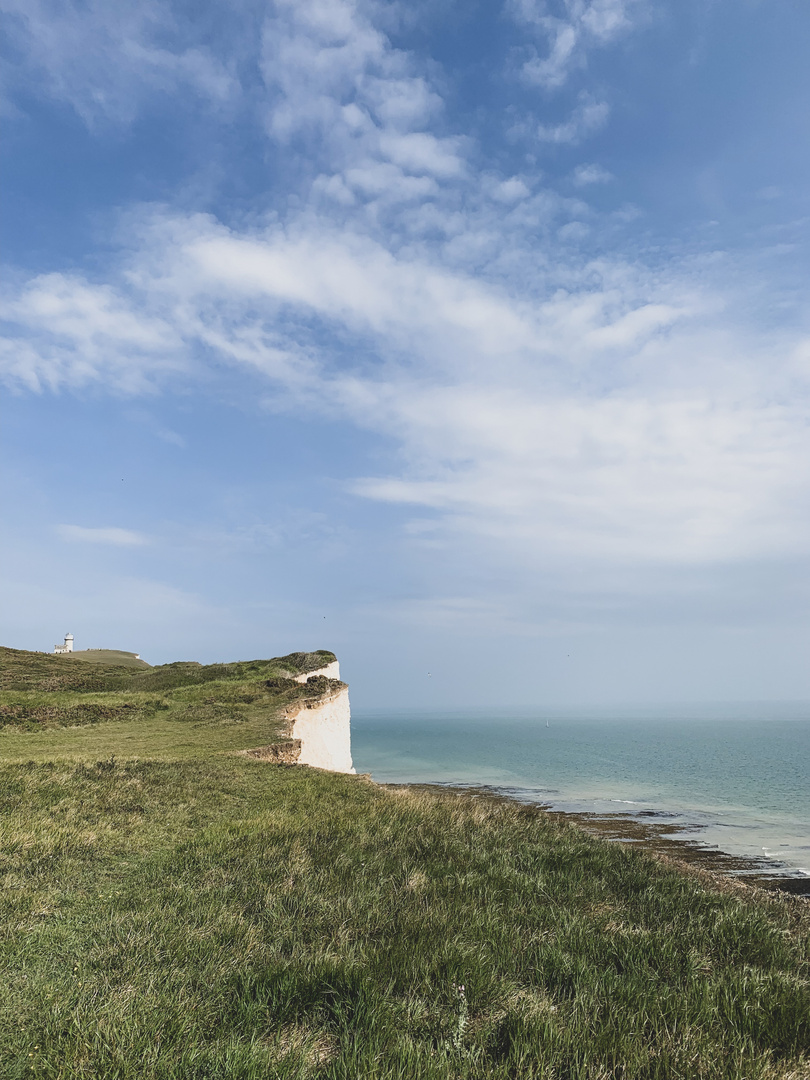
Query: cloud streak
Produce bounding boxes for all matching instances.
[513,0,650,90]
[0,0,238,124]
[536,93,609,144]
[4,200,808,575]
[0,271,185,392]
[57,525,150,546]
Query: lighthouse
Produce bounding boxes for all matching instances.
[54,633,74,654]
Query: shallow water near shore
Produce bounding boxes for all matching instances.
[352,703,810,887]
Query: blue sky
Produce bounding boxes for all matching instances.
[3,0,810,706]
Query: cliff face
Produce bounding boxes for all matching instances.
[293,659,341,683]
[287,682,354,773]
[247,659,354,773]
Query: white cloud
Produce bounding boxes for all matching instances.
[4,202,810,581]
[366,76,442,129]
[573,163,613,186]
[522,21,579,89]
[259,0,473,219]
[4,0,810,599]
[0,0,237,124]
[513,0,649,90]
[0,272,185,391]
[341,162,439,201]
[491,177,532,203]
[378,131,465,178]
[164,216,538,365]
[536,93,609,144]
[261,0,393,144]
[57,525,149,546]
[557,220,590,242]
[585,302,679,347]
[350,388,810,565]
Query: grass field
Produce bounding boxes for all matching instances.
[55,650,151,669]
[1,647,809,1078]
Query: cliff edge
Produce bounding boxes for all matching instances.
[285,678,354,773]
[1,645,354,774]
[244,655,355,774]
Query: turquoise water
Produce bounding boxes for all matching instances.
[352,704,810,881]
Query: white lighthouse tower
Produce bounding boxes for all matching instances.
[54,633,74,654]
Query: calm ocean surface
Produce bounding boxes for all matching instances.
[351,703,810,881]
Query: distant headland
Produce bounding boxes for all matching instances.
[52,633,148,668]
[8,642,352,774]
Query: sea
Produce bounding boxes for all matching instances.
[351,703,810,887]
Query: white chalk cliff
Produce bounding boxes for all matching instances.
[293,660,341,683]
[288,680,354,773]
[245,657,354,773]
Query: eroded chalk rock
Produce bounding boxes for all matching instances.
[287,681,354,773]
[292,660,341,683]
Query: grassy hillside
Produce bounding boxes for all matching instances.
[0,646,337,692]
[59,649,151,668]
[0,647,339,759]
[1,646,809,1079]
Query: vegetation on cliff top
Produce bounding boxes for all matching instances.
[0,646,336,692]
[0,647,339,753]
[0,646,808,1078]
[49,649,151,669]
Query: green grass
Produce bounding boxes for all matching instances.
[0,647,339,757]
[1,647,809,1078]
[0,647,337,694]
[57,651,151,669]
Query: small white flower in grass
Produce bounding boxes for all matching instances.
[451,982,468,1051]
